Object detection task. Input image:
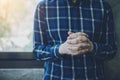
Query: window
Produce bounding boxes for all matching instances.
[0,0,40,52]
[0,0,42,68]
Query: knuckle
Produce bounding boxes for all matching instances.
[76,47,79,51]
[83,36,87,39]
[82,49,86,53]
[88,43,90,47]
[76,52,79,54]
[73,40,76,44]
[78,32,81,34]
[85,37,88,40]
[79,36,82,40]
[77,38,80,42]
[79,44,82,48]
[82,50,86,53]
[79,51,83,54]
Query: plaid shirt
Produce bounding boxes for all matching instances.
[33,0,117,80]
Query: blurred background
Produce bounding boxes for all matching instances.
[104,0,120,80]
[0,0,120,80]
[0,0,38,52]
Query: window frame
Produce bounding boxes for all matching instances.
[0,52,43,68]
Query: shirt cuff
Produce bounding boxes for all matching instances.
[50,44,63,60]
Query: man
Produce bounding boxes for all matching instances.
[33,0,117,80]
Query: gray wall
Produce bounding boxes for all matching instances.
[0,0,120,80]
[104,0,120,80]
[0,69,44,80]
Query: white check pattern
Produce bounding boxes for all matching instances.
[33,0,117,80]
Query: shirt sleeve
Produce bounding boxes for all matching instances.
[33,3,62,61]
[92,4,117,61]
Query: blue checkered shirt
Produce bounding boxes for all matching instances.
[33,0,117,80]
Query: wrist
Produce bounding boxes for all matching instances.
[59,44,65,55]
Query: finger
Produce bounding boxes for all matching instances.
[67,32,89,40]
[77,32,89,38]
[67,33,78,39]
[77,36,89,42]
[74,43,90,49]
[87,40,94,52]
[67,37,82,44]
[78,49,89,54]
[68,32,74,35]
[68,32,89,39]
[67,43,90,51]
[80,43,90,49]
[68,46,81,51]
[67,36,89,44]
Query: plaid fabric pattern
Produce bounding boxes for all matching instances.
[33,0,117,80]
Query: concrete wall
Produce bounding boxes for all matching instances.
[104,0,120,80]
[0,69,44,80]
[0,0,120,80]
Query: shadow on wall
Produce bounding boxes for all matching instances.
[104,0,120,80]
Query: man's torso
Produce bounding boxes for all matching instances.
[38,0,110,80]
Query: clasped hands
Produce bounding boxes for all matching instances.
[59,32,94,55]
